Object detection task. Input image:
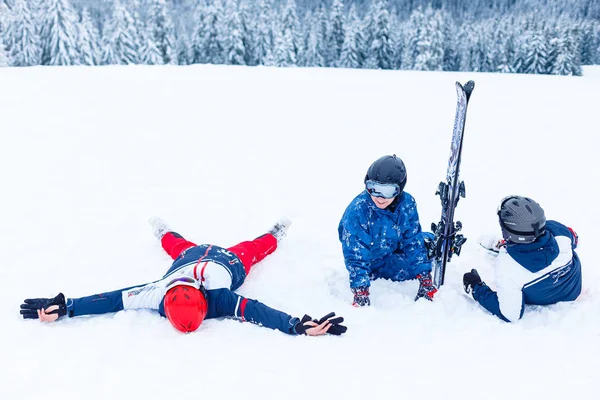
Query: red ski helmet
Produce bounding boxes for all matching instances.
[164,277,208,333]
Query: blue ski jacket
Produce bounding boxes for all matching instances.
[473,221,582,322]
[338,190,432,289]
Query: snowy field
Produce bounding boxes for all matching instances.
[1,64,599,400]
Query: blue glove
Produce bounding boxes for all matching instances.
[20,293,67,319]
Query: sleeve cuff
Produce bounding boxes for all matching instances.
[472,282,490,300]
[289,317,301,335]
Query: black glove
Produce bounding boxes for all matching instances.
[415,272,437,301]
[294,314,315,335]
[293,312,348,336]
[351,286,370,307]
[20,293,67,320]
[313,312,347,336]
[463,269,483,294]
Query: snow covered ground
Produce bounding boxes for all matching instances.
[1,64,599,400]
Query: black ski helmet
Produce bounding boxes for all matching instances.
[497,195,546,244]
[364,154,407,192]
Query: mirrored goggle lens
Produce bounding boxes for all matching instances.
[365,180,400,199]
[166,276,200,291]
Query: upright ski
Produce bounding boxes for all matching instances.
[429,81,475,288]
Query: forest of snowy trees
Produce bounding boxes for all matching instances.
[0,0,599,75]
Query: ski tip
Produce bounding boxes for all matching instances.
[463,81,475,101]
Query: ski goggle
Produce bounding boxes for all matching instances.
[166,276,201,291]
[365,180,400,199]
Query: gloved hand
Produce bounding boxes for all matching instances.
[294,312,348,336]
[20,293,67,321]
[463,269,483,295]
[415,272,437,301]
[312,312,347,336]
[351,286,370,307]
[478,234,506,255]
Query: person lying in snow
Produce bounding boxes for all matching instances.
[20,217,347,336]
[338,154,435,307]
[464,195,582,322]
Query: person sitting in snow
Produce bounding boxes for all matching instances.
[20,217,347,336]
[464,195,582,322]
[338,154,435,307]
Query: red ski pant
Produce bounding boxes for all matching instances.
[160,232,278,274]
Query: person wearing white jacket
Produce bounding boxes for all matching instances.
[464,195,581,322]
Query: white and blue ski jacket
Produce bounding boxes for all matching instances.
[473,221,581,322]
